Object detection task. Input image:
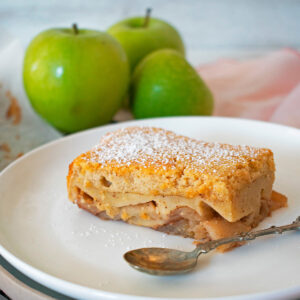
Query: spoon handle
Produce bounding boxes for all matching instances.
[195,216,300,255]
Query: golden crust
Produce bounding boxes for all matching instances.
[70,127,275,194]
[80,127,274,176]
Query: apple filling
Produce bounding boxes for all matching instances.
[72,184,286,251]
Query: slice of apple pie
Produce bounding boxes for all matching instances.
[67,127,287,251]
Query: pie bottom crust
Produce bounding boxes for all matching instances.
[72,187,287,252]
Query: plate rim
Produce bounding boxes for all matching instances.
[1,116,299,179]
[0,116,299,300]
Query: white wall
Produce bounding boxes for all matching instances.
[0,0,299,62]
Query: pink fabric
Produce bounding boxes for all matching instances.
[197,49,300,128]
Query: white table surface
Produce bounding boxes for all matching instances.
[0,1,299,299]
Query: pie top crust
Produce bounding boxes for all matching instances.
[81,126,274,176]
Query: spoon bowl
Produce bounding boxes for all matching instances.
[124,247,197,275]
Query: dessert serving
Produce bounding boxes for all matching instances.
[67,127,287,251]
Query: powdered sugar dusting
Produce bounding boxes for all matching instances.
[85,127,267,173]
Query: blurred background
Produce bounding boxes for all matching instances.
[1,0,300,62]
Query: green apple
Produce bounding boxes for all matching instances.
[131,49,214,119]
[107,9,185,71]
[23,24,129,133]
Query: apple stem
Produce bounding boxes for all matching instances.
[72,23,79,35]
[143,8,152,27]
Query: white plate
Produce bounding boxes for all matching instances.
[0,117,299,300]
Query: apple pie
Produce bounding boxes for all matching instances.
[67,127,287,251]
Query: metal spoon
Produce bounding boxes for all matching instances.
[124,216,300,275]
